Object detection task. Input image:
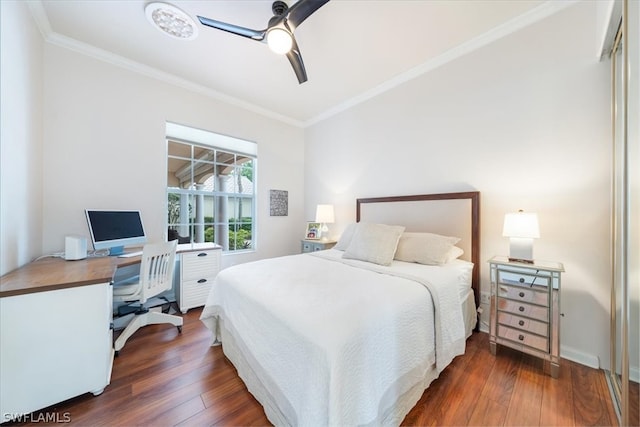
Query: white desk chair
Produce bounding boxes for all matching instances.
[113,240,182,354]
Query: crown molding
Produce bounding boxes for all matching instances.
[25,1,304,128]
[26,0,576,129]
[302,0,579,127]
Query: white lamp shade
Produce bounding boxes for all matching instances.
[315,204,335,224]
[502,211,540,238]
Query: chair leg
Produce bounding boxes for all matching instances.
[114,315,147,352]
[145,311,183,329]
[114,312,184,352]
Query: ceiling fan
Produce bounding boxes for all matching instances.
[197,0,329,84]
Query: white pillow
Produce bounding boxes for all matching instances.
[333,223,357,251]
[394,232,461,265]
[445,246,465,263]
[342,223,405,266]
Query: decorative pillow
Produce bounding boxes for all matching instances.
[445,246,465,263]
[394,232,461,265]
[342,223,405,266]
[333,223,357,251]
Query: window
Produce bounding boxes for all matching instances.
[166,123,256,252]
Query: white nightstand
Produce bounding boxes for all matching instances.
[301,240,336,253]
[488,256,564,378]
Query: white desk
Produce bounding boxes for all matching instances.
[0,255,123,421]
[0,242,220,420]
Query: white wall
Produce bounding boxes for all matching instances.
[41,45,305,269]
[304,1,612,368]
[0,1,44,276]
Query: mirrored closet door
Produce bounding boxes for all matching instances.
[605,1,639,425]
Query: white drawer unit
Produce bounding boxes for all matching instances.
[489,256,564,378]
[176,246,221,314]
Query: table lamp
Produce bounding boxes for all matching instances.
[315,204,335,241]
[503,210,540,263]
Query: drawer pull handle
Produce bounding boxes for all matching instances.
[518,306,525,312]
[518,320,525,326]
[519,277,525,283]
[197,279,207,284]
[519,291,525,298]
[518,334,525,341]
[197,252,208,257]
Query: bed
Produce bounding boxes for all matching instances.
[200,191,480,426]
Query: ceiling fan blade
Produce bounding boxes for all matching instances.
[286,37,307,84]
[286,0,330,29]
[197,16,265,41]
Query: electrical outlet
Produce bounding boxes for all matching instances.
[480,291,491,305]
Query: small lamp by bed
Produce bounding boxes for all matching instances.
[315,204,335,241]
[503,210,539,263]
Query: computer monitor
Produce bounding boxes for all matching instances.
[85,209,147,255]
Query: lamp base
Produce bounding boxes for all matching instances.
[509,237,534,263]
[318,224,329,242]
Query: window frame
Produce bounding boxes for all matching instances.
[165,124,256,254]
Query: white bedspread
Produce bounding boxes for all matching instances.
[200,250,467,426]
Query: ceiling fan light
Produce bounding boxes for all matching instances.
[267,28,293,54]
[145,2,198,40]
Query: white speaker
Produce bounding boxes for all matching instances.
[64,235,87,260]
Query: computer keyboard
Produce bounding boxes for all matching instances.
[118,251,143,258]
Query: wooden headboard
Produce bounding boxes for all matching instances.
[356,191,480,311]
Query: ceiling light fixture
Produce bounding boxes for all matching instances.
[266,27,293,54]
[145,2,198,40]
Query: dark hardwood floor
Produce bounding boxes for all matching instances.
[10,309,623,426]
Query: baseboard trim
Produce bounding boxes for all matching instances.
[476,326,600,369]
[473,324,636,378]
[560,345,600,369]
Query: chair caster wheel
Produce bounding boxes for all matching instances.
[177,325,182,333]
[115,351,119,357]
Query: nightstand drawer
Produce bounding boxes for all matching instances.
[498,325,549,352]
[497,284,548,306]
[497,311,548,337]
[498,270,551,288]
[498,298,548,321]
[301,240,336,253]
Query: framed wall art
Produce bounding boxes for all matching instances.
[270,189,288,216]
